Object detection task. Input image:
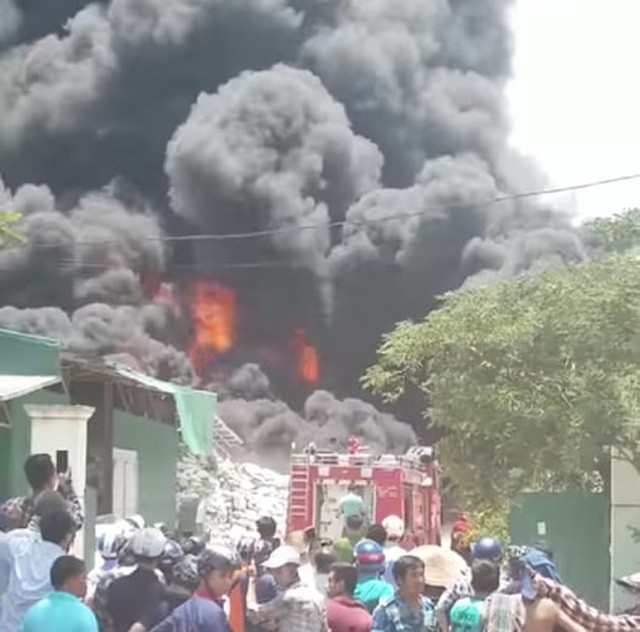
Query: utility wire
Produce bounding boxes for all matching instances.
[6,171,640,252]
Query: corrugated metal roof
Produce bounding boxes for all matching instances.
[0,375,61,401]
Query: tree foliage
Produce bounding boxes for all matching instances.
[586,207,640,253]
[364,250,640,506]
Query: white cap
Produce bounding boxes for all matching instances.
[130,527,167,558]
[617,572,640,591]
[382,515,405,540]
[262,545,301,569]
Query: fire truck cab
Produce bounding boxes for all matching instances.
[286,446,441,545]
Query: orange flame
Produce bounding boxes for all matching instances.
[189,281,236,369]
[293,327,320,384]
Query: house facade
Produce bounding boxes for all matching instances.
[0,328,216,559]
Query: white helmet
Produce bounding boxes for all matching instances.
[130,527,167,559]
[126,514,146,530]
[382,515,405,540]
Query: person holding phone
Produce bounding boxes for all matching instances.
[1,453,83,532]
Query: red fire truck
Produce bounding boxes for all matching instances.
[286,446,442,545]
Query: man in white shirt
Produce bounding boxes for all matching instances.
[0,507,76,631]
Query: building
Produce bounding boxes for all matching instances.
[0,328,216,558]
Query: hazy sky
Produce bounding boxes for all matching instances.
[508,0,640,221]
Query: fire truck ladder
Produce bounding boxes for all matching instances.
[288,462,310,525]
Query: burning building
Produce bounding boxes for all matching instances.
[0,0,587,458]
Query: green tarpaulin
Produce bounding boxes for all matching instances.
[111,365,216,456]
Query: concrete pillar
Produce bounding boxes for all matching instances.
[25,404,94,559]
[610,453,640,613]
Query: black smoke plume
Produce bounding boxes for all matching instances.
[0,0,586,454]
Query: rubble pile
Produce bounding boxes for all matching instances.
[177,451,289,547]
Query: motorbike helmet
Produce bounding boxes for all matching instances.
[98,529,126,560]
[130,527,167,559]
[382,515,405,541]
[181,534,208,556]
[354,539,385,574]
[126,515,145,530]
[173,554,199,591]
[236,536,256,563]
[472,536,503,562]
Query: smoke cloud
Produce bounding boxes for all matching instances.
[166,63,382,311]
[0,0,589,451]
[218,364,416,463]
[0,5,115,149]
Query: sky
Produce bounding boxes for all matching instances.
[508,0,640,222]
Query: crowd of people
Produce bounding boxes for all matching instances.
[2,453,640,631]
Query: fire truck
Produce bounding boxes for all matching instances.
[286,446,442,545]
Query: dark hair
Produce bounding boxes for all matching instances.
[330,563,358,595]
[366,524,387,547]
[346,515,363,531]
[315,547,338,574]
[50,556,85,590]
[471,559,500,594]
[34,491,67,518]
[393,555,425,584]
[256,516,277,539]
[24,454,55,491]
[40,508,76,545]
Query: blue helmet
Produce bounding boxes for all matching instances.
[354,539,385,574]
[472,536,503,562]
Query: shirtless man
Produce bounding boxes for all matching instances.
[524,598,586,632]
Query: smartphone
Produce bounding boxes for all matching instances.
[56,450,69,474]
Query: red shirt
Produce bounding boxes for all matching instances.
[327,596,371,632]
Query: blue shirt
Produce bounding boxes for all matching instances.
[151,595,231,632]
[20,591,98,632]
[372,594,435,632]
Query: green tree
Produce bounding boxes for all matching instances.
[363,251,640,510]
[586,207,640,253]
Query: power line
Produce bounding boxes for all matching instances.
[7,171,640,252]
[32,260,312,271]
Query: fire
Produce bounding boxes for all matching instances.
[293,327,320,384]
[189,281,236,369]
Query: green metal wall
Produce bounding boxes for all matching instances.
[0,389,71,501]
[0,329,60,376]
[510,490,610,611]
[113,411,179,526]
